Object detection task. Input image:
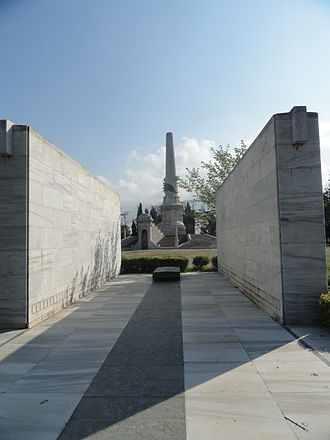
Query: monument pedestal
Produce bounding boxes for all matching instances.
[160,203,186,237]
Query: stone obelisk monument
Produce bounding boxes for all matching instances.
[160,132,186,244]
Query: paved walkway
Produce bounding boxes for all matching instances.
[288,325,330,366]
[0,273,329,439]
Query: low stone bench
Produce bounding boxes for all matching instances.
[153,266,181,282]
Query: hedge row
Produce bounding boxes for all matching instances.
[320,292,330,327]
[121,256,189,274]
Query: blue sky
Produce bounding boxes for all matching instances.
[1,0,330,213]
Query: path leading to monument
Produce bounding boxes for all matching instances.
[59,274,186,439]
[0,274,329,439]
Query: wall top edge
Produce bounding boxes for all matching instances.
[0,121,29,132]
[215,115,275,195]
[29,127,120,200]
[0,120,120,201]
[216,106,318,196]
[0,119,15,125]
[274,107,318,120]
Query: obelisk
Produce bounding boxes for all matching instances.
[160,132,186,243]
[163,132,179,205]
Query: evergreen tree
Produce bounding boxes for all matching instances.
[150,206,158,222]
[136,202,143,218]
[207,213,216,236]
[121,224,129,239]
[183,201,195,234]
[131,220,137,236]
[185,201,192,215]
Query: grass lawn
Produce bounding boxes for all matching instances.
[122,248,217,269]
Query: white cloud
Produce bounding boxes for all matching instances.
[320,119,330,185]
[114,137,215,217]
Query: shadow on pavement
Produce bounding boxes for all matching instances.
[0,274,328,439]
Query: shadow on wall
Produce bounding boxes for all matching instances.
[66,221,121,306]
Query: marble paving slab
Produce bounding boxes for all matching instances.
[181,273,330,440]
[0,272,329,439]
[0,275,146,440]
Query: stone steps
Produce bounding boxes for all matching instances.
[158,235,176,248]
[179,234,216,249]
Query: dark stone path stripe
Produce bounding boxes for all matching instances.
[58,281,186,440]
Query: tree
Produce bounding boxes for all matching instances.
[150,206,158,223]
[136,202,143,219]
[179,141,247,211]
[131,220,137,236]
[324,178,330,244]
[121,224,129,239]
[195,210,216,235]
[183,201,195,234]
[206,212,216,236]
[185,201,192,215]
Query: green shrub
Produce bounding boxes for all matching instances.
[320,292,330,327]
[121,256,189,274]
[211,256,218,270]
[192,255,210,270]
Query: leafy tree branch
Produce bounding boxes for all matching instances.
[179,141,247,211]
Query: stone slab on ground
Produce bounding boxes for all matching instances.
[153,266,181,282]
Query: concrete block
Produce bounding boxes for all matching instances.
[153,267,181,282]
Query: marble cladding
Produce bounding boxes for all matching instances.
[0,121,121,328]
[216,107,326,324]
[0,125,28,328]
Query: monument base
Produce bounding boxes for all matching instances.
[160,203,186,237]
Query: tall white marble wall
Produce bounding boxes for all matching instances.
[216,107,326,324]
[0,123,28,328]
[0,121,121,328]
[275,109,326,323]
[28,129,121,326]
